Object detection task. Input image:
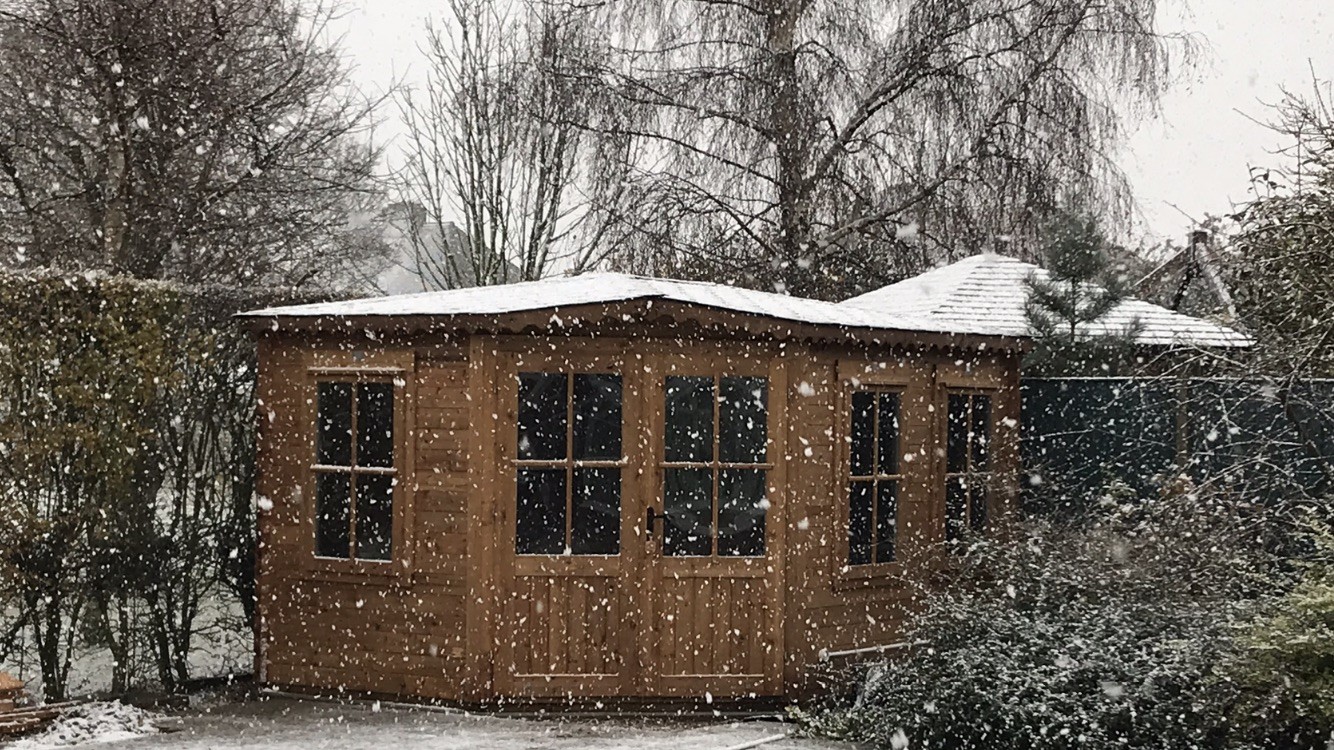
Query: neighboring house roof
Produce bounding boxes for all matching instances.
[1136,231,1240,322]
[374,217,469,296]
[242,255,1250,348]
[841,253,1251,348]
[375,203,522,296]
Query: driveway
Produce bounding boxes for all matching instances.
[16,695,852,750]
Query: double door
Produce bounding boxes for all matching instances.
[493,346,786,698]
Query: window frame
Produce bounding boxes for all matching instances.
[845,387,905,567]
[942,387,996,546]
[513,369,628,557]
[659,373,772,558]
[303,358,413,578]
[834,361,916,587]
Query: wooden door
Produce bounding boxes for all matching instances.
[492,344,786,699]
[639,350,787,697]
[493,347,647,697]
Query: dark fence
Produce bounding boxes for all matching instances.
[1020,377,1334,514]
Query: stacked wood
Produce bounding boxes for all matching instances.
[0,701,86,738]
[0,671,23,713]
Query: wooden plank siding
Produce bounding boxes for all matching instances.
[779,345,1020,697]
[253,325,1022,703]
[255,334,474,700]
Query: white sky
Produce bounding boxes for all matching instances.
[335,0,1334,250]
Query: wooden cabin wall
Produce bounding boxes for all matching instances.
[255,334,476,701]
[253,325,1022,703]
[780,344,1022,696]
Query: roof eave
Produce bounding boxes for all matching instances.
[237,299,1031,354]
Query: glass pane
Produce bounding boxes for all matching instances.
[316,382,352,466]
[969,483,989,532]
[875,480,898,563]
[945,477,967,543]
[663,467,712,556]
[718,468,766,557]
[849,391,875,477]
[848,481,873,565]
[946,394,969,474]
[357,383,394,468]
[518,372,567,460]
[877,392,901,475]
[516,468,567,555]
[356,474,394,561]
[572,468,621,555]
[720,376,767,463]
[315,472,350,558]
[665,376,714,463]
[971,395,992,470]
[573,374,622,460]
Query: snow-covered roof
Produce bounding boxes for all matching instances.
[241,272,961,337]
[242,257,1250,348]
[841,253,1251,348]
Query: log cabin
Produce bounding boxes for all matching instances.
[239,253,1248,703]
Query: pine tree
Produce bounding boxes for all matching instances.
[1024,212,1141,375]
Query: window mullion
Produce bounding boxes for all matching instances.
[565,371,575,552]
[348,385,359,559]
[967,395,976,527]
[870,393,880,561]
[711,375,721,557]
[968,394,977,474]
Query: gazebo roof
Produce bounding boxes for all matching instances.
[842,253,1251,348]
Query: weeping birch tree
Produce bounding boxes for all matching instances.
[573,0,1190,298]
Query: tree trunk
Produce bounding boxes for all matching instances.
[36,597,67,702]
[767,0,814,297]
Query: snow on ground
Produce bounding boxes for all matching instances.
[16,695,847,750]
[9,702,162,749]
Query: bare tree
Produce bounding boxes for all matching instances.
[394,0,634,290]
[572,0,1190,298]
[1232,77,1334,379]
[0,0,390,290]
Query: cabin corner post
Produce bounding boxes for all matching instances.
[767,351,791,696]
[463,334,499,701]
[251,332,309,691]
[996,353,1024,534]
[252,334,272,688]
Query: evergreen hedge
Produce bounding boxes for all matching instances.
[0,271,316,699]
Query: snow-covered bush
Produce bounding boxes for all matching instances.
[799,486,1288,750]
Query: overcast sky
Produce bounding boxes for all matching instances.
[335,0,1334,249]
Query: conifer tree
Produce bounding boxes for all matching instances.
[1025,212,1140,375]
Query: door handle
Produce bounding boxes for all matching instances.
[646,506,662,539]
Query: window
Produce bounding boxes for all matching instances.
[847,390,901,565]
[515,372,623,555]
[662,375,768,557]
[945,392,992,542]
[313,380,396,561]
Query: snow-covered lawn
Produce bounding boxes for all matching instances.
[10,696,848,750]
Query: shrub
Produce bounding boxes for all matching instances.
[1227,527,1334,749]
[798,486,1287,750]
[0,271,317,698]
